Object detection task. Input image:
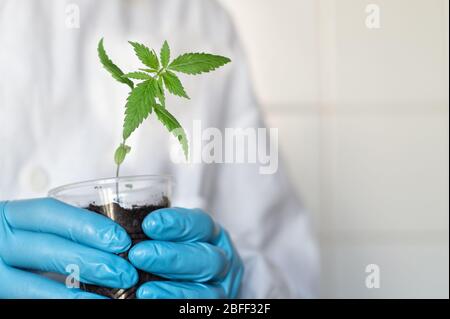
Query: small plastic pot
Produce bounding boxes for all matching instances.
[48,175,172,299]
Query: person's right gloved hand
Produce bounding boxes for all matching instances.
[0,198,138,299]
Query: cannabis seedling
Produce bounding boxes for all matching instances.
[98,38,231,176]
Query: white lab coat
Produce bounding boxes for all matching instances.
[0,0,318,298]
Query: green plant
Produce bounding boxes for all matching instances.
[98,38,231,176]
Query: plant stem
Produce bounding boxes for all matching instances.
[115,164,121,203]
[115,163,121,178]
[155,69,164,77]
[115,138,126,202]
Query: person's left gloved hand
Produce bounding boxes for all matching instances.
[128,208,244,299]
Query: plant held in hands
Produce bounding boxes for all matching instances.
[45,39,231,299]
[98,38,231,176]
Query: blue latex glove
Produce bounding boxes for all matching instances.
[0,198,138,299]
[128,208,244,299]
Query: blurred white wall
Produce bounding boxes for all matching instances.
[218,0,449,298]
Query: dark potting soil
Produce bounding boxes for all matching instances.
[83,197,170,299]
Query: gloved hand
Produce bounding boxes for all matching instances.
[128,207,244,299]
[0,198,138,299]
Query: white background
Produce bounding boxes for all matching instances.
[218,0,449,298]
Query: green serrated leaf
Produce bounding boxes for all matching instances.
[160,41,171,68]
[123,72,153,80]
[169,53,231,75]
[161,70,189,99]
[123,79,157,139]
[156,76,166,107]
[98,38,134,89]
[139,68,158,73]
[114,144,131,165]
[154,104,188,159]
[129,41,160,70]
